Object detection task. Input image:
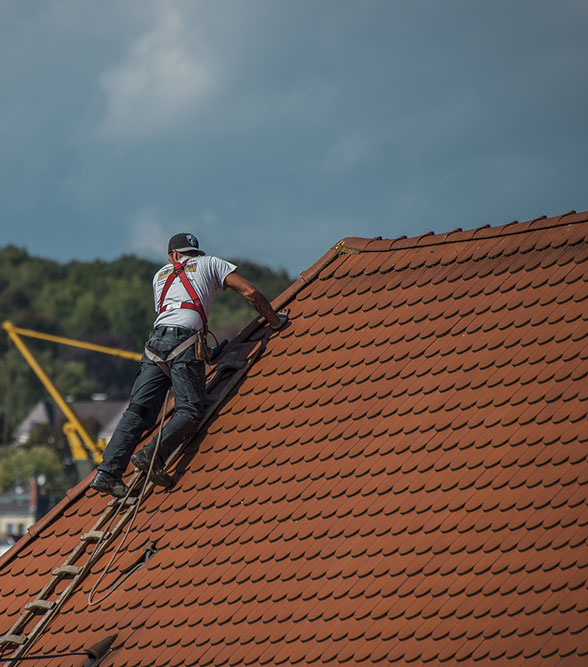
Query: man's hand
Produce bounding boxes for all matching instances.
[271,309,289,330]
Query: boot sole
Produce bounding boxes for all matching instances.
[131,454,174,488]
[90,482,127,498]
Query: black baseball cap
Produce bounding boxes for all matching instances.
[168,233,205,255]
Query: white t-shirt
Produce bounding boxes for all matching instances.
[152,255,237,330]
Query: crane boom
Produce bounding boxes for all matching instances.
[2,320,141,478]
[3,323,141,361]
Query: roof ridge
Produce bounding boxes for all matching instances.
[336,209,587,254]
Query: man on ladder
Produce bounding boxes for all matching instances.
[91,233,287,498]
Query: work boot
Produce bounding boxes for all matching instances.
[131,448,174,488]
[90,471,128,498]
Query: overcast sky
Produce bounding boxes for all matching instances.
[1,0,587,275]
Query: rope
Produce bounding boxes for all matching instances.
[208,329,220,347]
[1,652,87,661]
[87,389,171,607]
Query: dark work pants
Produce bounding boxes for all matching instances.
[98,328,206,478]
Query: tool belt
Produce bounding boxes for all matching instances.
[194,329,212,362]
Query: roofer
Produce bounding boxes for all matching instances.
[91,233,287,498]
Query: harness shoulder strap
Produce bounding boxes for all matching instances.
[158,260,208,333]
[157,260,188,313]
[177,269,208,333]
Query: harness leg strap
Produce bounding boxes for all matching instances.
[143,333,199,375]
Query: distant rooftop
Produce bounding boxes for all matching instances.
[14,399,127,444]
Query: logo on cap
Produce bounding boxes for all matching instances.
[186,234,197,247]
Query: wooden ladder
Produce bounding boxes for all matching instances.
[0,340,262,665]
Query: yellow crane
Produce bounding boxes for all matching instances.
[2,320,141,478]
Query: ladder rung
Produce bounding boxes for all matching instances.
[53,565,82,577]
[25,599,54,612]
[80,530,105,542]
[108,496,137,507]
[0,634,26,646]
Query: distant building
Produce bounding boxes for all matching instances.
[13,399,127,445]
[0,478,49,555]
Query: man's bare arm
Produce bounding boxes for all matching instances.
[224,271,283,328]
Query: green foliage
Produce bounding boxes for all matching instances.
[1,348,45,445]
[52,359,96,400]
[0,245,293,441]
[0,444,73,497]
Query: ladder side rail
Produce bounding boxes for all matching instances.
[0,496,127,642]
[3,483,147,664]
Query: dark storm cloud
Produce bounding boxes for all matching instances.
[0,0,587,273]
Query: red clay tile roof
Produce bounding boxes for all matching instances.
[1,209,588,665]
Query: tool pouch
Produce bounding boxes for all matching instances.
[195,329,212,362]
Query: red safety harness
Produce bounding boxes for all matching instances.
[158,260,208,333]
